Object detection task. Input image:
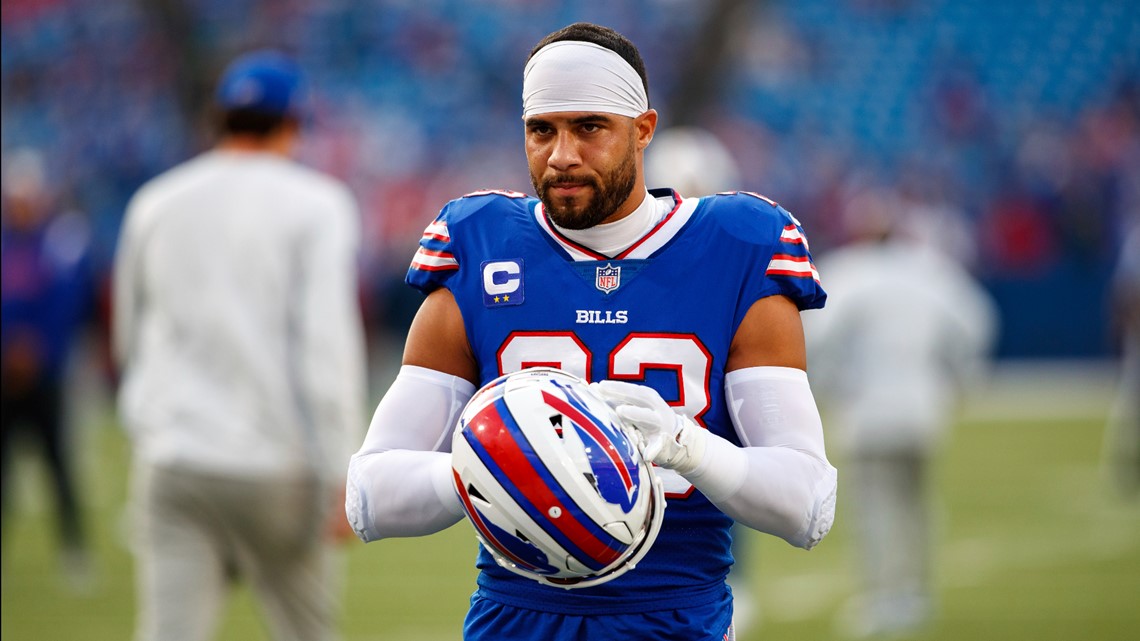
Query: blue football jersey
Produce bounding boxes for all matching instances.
[407,187,825,614]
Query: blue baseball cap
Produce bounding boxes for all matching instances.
[215,50,304,118]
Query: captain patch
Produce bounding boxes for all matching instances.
[482,259,525,307]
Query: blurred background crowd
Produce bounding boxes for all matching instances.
[3,0,1138,360]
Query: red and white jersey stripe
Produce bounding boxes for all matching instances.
[779,224,810,249]
[766,253,820,282]
[410,247,458,272]
[422,220,450,243]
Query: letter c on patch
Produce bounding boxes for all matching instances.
[481,259,525,307]
[483,261,520,294]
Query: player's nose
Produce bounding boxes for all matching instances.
[547,131,582,171]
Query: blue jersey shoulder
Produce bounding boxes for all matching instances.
[406,190,536,294]
[698,191,826,310]
[698,191,802,247]
[440,189,535,228]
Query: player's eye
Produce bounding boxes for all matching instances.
[526,122,554,137]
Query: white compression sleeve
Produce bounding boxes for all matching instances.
[345,365,475,542]
[685,366,837,549]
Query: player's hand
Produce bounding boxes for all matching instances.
[326,484,357,543]
[591,380,708,475]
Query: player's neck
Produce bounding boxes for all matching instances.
[553,189,666,256]
[216,130,297,157]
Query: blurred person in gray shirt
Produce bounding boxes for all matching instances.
[1105,220,1140,497]
[804,188,998,639]
[113,50,365,641]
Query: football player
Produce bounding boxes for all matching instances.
[347,22,837,641]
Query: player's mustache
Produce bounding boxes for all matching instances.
[546,174,597,188]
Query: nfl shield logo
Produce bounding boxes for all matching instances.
[595,263,621,294]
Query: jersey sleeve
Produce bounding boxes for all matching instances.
[763,204,827,311]
[406,204,461,294]
[710,192,827,312]
[405,191,535,295]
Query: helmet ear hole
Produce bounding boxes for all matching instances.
[466,484,488,504]
[549,413,565,437]
[582,472,604,499]
[451,367,665,589]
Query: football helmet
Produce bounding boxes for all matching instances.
[451,367,665,589]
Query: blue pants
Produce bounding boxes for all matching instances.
[464,589,735,641]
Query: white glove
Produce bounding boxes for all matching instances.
[592,380,708,476]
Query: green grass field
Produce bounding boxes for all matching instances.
[2,365,1138,641]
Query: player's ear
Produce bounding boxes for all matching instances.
[635,109,658,151]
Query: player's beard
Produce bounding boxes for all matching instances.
[533,143,637,231]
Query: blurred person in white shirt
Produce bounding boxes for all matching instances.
[1105,220,1140,497]
[804,188,998,638]
[113,50,365,641]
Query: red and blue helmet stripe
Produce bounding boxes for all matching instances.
[461,396,628,572]
[452,469,559,575]
[542,382,641,512]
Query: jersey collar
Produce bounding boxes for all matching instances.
[534,188,696,261]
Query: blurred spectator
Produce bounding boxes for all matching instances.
[980,181,1059,276]
[0,146,94,588]
[894,161,979,269]
[645,126,742,196]
[1,2,1137,355]
[805,188,999,638]
[1104,220,1140,497]
[112,51,366,641]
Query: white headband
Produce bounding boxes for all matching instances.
[522,41,648,119]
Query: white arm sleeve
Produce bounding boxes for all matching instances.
[685,366,837,550]
[345,365,475,542]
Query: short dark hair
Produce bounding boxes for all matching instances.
[217,108,296,137]
[528,22,650,108]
